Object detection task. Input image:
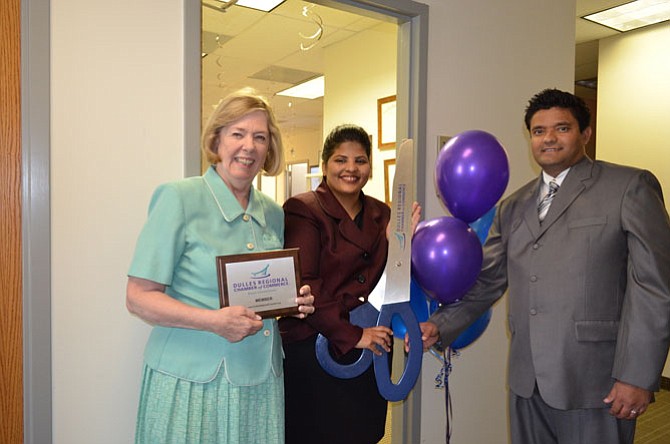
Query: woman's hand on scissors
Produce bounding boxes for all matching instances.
[386,202,422,240]
[410,202,422,233]
[356,326,393,355]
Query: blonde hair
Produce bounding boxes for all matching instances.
[201,88,284,176]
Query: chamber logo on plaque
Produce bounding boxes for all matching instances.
[217,248,301,318]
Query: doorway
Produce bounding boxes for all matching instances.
[199,3,427,443]
[200,0,399,205]
[197,0,428,211]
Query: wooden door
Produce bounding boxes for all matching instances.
[0,0,25,442]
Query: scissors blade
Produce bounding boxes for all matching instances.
[367,139,414,309]
[382,138,414,304]
[371,139,422,402]
[367,272,385,311]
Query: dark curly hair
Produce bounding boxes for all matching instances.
[524,88,591,132]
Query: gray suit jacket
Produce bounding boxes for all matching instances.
[430,156,670,410]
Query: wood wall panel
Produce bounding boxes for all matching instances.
[0,0,24,441]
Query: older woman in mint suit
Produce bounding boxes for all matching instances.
[126,88,314,444]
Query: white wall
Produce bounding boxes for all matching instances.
[596,22,670,378]
[51,1,184,442]
[323,22,397,201]
[283,126,323,166]
[418,1,576,442]
[277,127,323,202]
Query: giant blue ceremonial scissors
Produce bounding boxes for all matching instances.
[315,139,422,402]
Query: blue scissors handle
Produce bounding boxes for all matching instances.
[373,301,423,402]
[315,302,379,379]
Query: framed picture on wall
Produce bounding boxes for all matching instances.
[377,95,396,150]
[384,158,396,206]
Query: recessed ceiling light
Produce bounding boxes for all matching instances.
[582,0,670,32]
[216,0,285,13]
[276,76,325,99]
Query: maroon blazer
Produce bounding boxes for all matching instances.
[279,181,390,356]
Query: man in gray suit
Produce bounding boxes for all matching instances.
[421,89,670,444]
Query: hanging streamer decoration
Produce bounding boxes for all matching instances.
[430,346,461,444]
[299,5,323,51]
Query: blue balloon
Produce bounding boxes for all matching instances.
[469,206,496,244]
[436,130,509,223]
[427,303,492,350]
[450,309,492,350]
[392,277,430,337]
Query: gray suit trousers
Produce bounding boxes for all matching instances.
[510,387,636,444]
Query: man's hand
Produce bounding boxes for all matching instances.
[603,380,652,419]
[404,321,441,352]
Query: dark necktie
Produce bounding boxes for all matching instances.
[538,180,559,222]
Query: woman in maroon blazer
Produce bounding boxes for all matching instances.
[279,124,415,444]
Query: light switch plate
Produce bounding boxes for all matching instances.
[437,135,451,154]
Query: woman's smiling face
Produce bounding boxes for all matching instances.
[322,141,371,200]
[215,110,269,191]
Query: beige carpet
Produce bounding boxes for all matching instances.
[635,389,670,444]
[378,404,392,444]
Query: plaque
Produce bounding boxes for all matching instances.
[216,248,301,318]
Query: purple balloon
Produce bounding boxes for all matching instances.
[436,130,509,223]
[411,217,483,304]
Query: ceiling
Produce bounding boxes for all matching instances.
[201,0,631,134]
[575,0,634,82]
[201,0,387,131]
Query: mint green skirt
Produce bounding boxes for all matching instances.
[135,364,284,444]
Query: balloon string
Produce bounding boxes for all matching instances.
[430,347,459,443]
[445,348,453,444]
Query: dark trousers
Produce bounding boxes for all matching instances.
[283,335,388,444]
[510,386,636,444]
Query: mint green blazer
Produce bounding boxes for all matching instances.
[129,166,285,385]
